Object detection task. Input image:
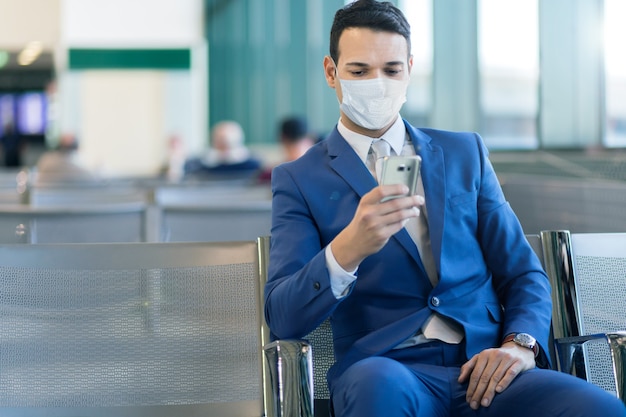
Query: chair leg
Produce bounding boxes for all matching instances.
[607,332,626,404]
[555,335,590,379]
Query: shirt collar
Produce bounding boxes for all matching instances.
[337,116,406,164]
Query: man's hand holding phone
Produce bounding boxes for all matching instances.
[331,181,424,272]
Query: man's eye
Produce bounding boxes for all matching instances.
[350,70,365,76]
[386,69,401,76]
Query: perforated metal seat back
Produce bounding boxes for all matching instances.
[571,233,626,396]
[0,241,262,416]
[304,319,334,401]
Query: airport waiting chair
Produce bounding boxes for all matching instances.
[541,230,626,402]
[0,239,265,416]
[154,184,272,242]
[0,203,148,243]
[28,185,150,207]
[260,232,626,417]
[0,169,28,205]
[500,175,626,233]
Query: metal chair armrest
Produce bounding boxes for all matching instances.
[555,331,626,400]
[263,339,314,417]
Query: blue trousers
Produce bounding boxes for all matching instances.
[330,341,626,417]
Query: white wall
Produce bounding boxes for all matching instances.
[62,0,202,48]
[79,71,165,176]
[0,0,60,49]
[58,0,206,177]
[0,0,204,177]
[0,0,206,176]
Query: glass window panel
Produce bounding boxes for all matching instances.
[604,0,626,147]
[16,92,47,135]
[478,0,539,149]
[400,0,432,126]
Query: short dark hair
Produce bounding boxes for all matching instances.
[280,116,309,144]
[329,0,411,64]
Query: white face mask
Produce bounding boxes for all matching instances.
[338,76,409,130]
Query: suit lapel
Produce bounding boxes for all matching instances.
[327,128,377,198]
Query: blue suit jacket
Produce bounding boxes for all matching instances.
[264,120,552,386]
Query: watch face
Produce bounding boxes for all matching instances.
[514,333,536,348]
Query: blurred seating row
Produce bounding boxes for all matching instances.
[3,167,626,244]
[0,169,272,244]
[499,174,626,233]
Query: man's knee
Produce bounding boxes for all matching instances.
[331,357,424,416]
[341,356,412,389]
[491,369,626,416]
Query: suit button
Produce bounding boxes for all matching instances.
[431,296,440,307]
[313,282,321,290]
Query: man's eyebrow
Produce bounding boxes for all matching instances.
[344,62,369,68]
[344,61,405,67]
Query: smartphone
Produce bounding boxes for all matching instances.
[379,155,421,202]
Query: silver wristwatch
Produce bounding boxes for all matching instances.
[503,332,538,356]
[514,333,536,348]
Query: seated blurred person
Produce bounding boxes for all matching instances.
[184,120,261,180]
[35,133,99,185]
[279,116,316,162]
[258,115,316,182]
[1,120,24,167]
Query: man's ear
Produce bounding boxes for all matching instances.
[407,54,414,76]
[323,55,337,88]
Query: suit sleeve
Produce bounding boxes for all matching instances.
[473,134,553,364]
[263,163,342,340]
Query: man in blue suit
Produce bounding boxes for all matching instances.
[264,1,625,415]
